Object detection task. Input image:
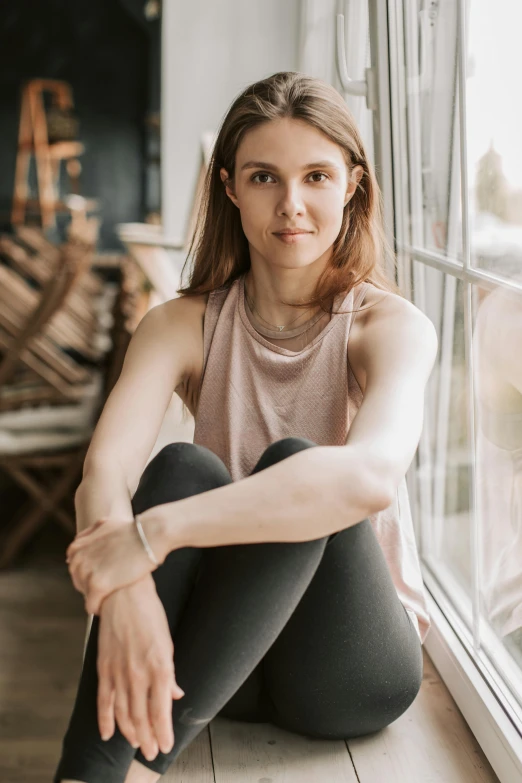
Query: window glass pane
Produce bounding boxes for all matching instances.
[467,1,522,281]
[473,281,522,704]
[413,261,472,621]
[403,0,461,258]
[341,0,374,165]
[396,0,522,728]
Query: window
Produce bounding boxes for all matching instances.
[388,0,522,777]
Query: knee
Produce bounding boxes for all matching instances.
[271,658,423,741]
[370,662,423,732]
[341,657,423,738]
[255,437,318,471]
[148,442,230,480]
[132,442,232,512]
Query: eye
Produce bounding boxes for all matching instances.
[250,171,329,185]
[251,172,275,185]
[309,171,329,182]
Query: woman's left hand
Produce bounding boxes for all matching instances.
[66,517,165,615]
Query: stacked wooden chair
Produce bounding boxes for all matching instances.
[0,217,120,568]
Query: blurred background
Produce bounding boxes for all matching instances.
[0,1,522,781]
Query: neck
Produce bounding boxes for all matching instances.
[244,268,323,328]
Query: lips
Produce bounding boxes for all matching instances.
[273,230,312,244]
[274,230,311,235]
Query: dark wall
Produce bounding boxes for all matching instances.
[0,0,152,250]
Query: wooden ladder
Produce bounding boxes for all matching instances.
[11,79,85,230]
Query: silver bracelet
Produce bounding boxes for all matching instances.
[134,514,159,566]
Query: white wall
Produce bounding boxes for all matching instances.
[161,0,301,246]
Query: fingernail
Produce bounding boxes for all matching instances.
[101,732,110,741]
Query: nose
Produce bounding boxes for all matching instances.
[276,181,305,218]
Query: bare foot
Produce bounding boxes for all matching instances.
[123,759,162,783]
[60,761,161,783]
[61,761,161,783]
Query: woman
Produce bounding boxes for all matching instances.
[55,71,438,783]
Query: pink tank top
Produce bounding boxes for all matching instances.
[193,272,431,643]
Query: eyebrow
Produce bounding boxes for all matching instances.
[240,159,342,172]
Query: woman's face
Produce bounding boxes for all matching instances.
[220,117,363,272]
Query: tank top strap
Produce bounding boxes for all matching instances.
[352,280,370,312]
[202,285,231,371]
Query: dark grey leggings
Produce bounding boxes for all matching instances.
[54,437,423,783]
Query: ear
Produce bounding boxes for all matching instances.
[344,165,364,207]
[220,167,239,208]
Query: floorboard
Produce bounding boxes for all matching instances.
[208,717,359,782]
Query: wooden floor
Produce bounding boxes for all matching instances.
[0,523,500,783]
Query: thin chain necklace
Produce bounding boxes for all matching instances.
[244,281,326,339]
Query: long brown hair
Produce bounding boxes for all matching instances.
[177,70,402,313]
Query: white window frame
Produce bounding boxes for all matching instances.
[384,0,522,779]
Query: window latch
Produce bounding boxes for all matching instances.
[335,14,378,111]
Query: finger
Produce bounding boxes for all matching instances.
[68,561,84,595]
[66,537,87,557]
[172,665,185,700]
[148,668,175,754]
[97,667,116,742]
[85,575,104,616]
[66,522,104,557]
[87,588,108,616]
[113,668,139,749]
[76,519,106,540]
[129,675,158,761]
[85,592,103,616]
[66,547,83,569]
[76,564,90,598]
[77,519,106,538]
[86,593,101,616]
[171,652,185,699]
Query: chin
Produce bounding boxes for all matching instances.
[272,258,320,272]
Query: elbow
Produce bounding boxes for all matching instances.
[366,461,399,512]
[313,446,395,519]
[359,470,394,515]
[370,479,395,513]
[342,449,397,514]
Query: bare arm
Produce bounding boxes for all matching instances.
[71,296,200,758]
[75,295,201,534]
[144,443,388,560]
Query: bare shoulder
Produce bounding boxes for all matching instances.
[160,291,208,332]
[349,283,438,394]
[360,284,434,328]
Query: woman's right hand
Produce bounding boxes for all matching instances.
[97,574,185,761]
